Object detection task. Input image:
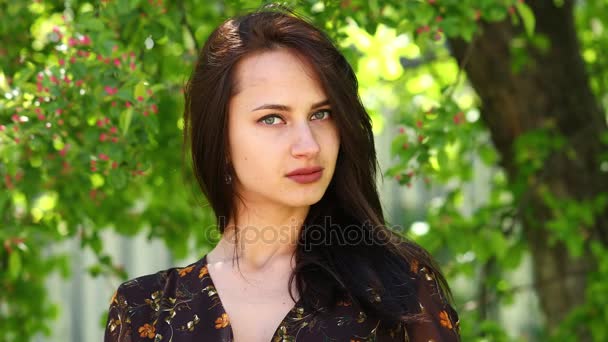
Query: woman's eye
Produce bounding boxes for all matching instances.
[259,115,284,125]
[258,110,331,125]
[312,109,331,120]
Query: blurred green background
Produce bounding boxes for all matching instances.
[1,0,608,341]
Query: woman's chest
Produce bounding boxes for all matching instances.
[206,263,300,342]
[222,294,298,342]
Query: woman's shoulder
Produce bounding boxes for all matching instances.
[402,256,461,341]
[112,255,209,304]
[104,255,228,341]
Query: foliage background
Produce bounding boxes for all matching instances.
[1,0,607,341]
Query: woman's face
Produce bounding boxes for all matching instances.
[227,48,340,210]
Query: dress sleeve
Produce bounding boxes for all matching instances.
[403,261,461,342]
[104,284,133,342]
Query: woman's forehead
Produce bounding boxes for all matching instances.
[231,49,323,96]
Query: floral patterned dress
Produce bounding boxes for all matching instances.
[104,254,460,341]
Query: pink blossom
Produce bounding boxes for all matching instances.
[104,86,118,96]
[80,35,91,45]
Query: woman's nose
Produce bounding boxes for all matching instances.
[291,123,320,158]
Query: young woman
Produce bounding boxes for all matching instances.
[104,6,460,342]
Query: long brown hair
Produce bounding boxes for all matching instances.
[183,4,451,328]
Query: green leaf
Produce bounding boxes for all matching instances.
[390,133,409,157]
[134,80,147,99]
[516,2,536,37]
[108,169,128,189]
[119,107,134,136]
[158,16,178,33]
[8,251,22,280]
[437,148,448,171]
[78,13,105,31]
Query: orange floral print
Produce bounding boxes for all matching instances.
[108,318,121,332]
[138,323,156,338]
[109,290,117,305]
[179,265,194,277]
[439,310,453,329]
[199,265,209,279]
[215,313,230,329]
[410,259,419,274]
[337,299,352,307]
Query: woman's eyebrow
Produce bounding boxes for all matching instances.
[251,99,330,112]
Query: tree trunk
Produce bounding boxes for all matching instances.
[447,0,608,335]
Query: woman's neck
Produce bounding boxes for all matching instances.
[208,208,306,272]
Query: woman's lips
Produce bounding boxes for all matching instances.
[286,169,323,184]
